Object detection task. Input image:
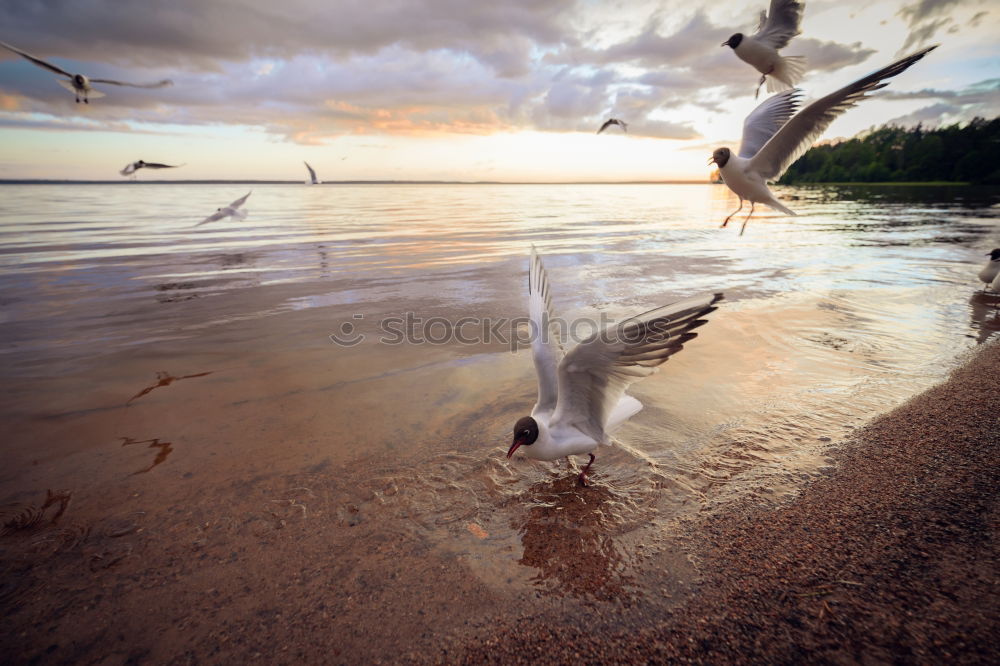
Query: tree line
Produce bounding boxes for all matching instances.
[777,117,1000,185]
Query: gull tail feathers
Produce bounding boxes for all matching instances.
[767,55,807,92]
[765,198,797,216]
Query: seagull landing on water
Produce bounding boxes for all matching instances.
[196,191,251,227]
[304,161,322,185]
[722,0,806,99]
[119,160,182,178]
[709,45,937,236]
[0,40,171,104]
[597,118,627,134]
[979,249,1000,292]
[506,249,722,486]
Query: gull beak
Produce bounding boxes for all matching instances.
[707,156,717,166]
[720,40,728,47]
[506,437,523,459]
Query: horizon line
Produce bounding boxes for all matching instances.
[0,179,717,186]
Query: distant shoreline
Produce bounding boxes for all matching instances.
[0,180,983,186]
[0,179,713,186]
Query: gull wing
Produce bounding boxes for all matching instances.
[597,118,627,134]
[89,77,173,89]
[751,0,804,51]
[528,248,564,416]
[304,161,318,182]
[549,293,723,443]
[0,40,73,77]
[141,162,181,169]
[750,45,937,181]
[228,191,252,209]
[739,89,801,159]
[196,210,227,226]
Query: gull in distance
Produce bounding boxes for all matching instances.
[196,191,251,226]
[119,160,182,178]
[304,161,322,185]
[0,40,172,104]
[597,118,628,134]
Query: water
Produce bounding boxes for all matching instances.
[1,182,999,661]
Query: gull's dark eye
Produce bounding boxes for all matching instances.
[521,429,530,437]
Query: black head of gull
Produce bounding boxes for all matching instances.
[507,416,539,459]
[988,248,1000,261]
[708,147,731,168]
[722,33,743,49]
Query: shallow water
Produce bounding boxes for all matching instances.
[1,182,999,662]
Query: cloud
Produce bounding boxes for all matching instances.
[895,0,989,51]
[880,78,1000,126]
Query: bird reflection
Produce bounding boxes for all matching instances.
[513,475,637,600]
[968,292,1000,344]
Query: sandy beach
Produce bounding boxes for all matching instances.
[461,341,1000,664]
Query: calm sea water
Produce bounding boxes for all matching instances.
[1,182,999,659]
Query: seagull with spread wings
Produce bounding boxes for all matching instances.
[506,249,722,486]
[722,0,806,99]
[119,160,182,178]
[597,118,628,135]
[709,45,938,235]
[0,40,172,104]
[196,192,252,227]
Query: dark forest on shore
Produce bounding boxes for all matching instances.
[778,117,1000,185]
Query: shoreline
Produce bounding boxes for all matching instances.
[459,341,1000,664]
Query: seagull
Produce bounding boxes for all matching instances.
[722,0,806,99]
[196,191,251,227]
[506,249,722,486]
[709,45,937,236]
[597,118,628,134]
[304,161,321,185]
[979,249,1000,291]
[119,160,182,178]
[0,40,172,104]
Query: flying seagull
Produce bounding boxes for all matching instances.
[979,249,1000,292]
[722,0,806,99]
[709,45,937,235]
[506,248,722,486]
[0,40,172,104]
[304,161,321,185]
[196,191,251,227]
[119,160,182,178]
[597,118,628,134]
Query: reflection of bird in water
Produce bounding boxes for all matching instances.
[507,249,722,485]
[977,248,1000,291]
[967,293,1000,345]
[514,475,636,599]
[0,39,172,104]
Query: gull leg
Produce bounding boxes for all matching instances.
[578,453,596,487]
[754,66,775,99]
[722,199,744,228]
[739,202,756,236]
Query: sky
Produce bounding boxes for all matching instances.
[0,0,997,182]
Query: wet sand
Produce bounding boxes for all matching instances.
[461,341,1000,665]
